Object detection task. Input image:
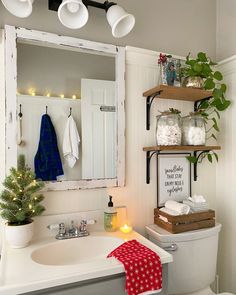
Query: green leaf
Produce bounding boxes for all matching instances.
[186,59,196,67]
[214,110,220,119]
[213,71,223,81]
[213,123,220,132]
[215,99,231,111]
[213,88,223,99]
[221,83,227,93]
[209,60,218,66]
[202,64,212,77]
[207,153,213,163]
[186,156,198,164]
[211,133,217,141]
[204,78,215,90]
[198,100,210,110]
[193,63,203,73]
[213,152,219,162]
[197,52,208,62]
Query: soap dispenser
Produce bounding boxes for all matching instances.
[104,196,117,232]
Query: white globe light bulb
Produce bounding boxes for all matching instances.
[67,2,80,13]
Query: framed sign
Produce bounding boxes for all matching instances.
[157,153,191,207]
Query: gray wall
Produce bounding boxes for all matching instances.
[216,0,236,61]
[17,43,115,97]
[0,0,216,58]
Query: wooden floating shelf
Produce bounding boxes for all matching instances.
[143,85,212,102]
[143,145,221,152]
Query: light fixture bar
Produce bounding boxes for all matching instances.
[48,0,116,12]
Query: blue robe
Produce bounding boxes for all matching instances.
[34,114,64,181]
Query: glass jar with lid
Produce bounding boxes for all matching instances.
[182,112,206,145]
[156,110,182,145]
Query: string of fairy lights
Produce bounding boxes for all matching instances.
[11,176,38,214]
[17,87,80,100]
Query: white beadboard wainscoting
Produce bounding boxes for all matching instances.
[108,46,217,233]
[0,46,217,251]
[216,56,236,293]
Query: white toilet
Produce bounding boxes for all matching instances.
[145,223,234,295]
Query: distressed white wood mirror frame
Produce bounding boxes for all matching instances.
[4,25,125,191]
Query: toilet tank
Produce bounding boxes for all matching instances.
[146,224,222,295]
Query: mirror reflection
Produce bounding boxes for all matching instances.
[17,43,117,182]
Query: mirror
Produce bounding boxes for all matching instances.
[5,26,125,190]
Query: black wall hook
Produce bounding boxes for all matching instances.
[46,106,48,114]
[18,104,23,118]
[68,107,72,117]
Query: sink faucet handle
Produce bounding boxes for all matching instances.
[68,220,78,235]
[70,220,76,229]
[58,223,66,235]
[86,219,96,225]
[79,219,96,232]
[47,223,60,231]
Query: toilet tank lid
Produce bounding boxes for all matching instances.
[145,223,222,243]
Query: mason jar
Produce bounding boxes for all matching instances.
[156,112,182,145]
[182,113,206,145]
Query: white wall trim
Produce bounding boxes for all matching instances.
[217,55,236,76]
[125,46,184,68]
[0,29,5,189]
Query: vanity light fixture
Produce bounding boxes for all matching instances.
[1,0,34,18]
[1,0,135,38]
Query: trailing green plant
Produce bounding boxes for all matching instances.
[0,155,45,225]
[181,52,231,164]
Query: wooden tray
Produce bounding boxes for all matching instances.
[154,208,215,234]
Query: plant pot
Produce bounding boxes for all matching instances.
[5,220,34,249]
[181,76,204,89]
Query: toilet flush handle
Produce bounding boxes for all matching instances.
[163,243,178,252]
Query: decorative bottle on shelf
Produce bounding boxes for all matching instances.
[156,110,182,145]
[104,196,117,232]
[182,112,206,145]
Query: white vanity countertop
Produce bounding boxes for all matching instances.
[0,230,173,295]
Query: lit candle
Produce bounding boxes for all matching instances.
[72,95,77,99]
[120,224,133,234]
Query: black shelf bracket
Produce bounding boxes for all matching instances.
[194,96,213,111]
[146,150,159,184]
[146,149,212,184]
[146,91,162,130]
[193,150,210,181]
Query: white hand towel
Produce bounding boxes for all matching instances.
[165,200,190,215]
[188,194,206,204]
[160,207,180,216]
[183,199,209,209]
[63,116,80,168]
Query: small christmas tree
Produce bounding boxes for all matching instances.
[0,155,45,225]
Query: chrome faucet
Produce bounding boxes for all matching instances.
[48,220,96,240]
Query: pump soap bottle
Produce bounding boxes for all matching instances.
[104,196,117,232]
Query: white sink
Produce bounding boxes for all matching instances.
[31,236,124,266]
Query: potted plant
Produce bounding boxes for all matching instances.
[180,52,231,163]
[0,155,45,248]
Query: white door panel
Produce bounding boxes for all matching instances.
[81,79,116,179]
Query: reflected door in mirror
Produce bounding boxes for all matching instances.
[81,79,116,179]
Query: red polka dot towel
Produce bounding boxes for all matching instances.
[107,239,162,295]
